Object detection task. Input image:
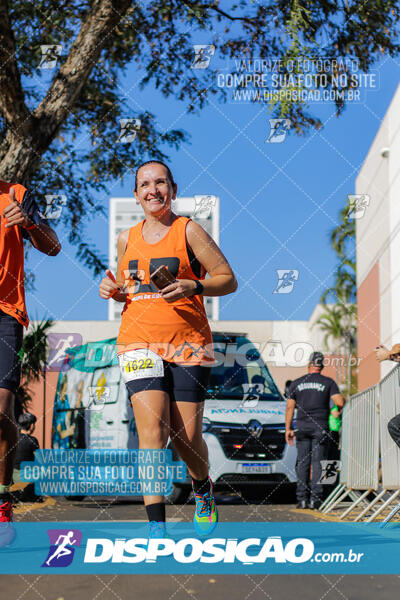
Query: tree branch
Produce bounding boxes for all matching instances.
[0,0,31,132]
[206,4,257,25]
[182,0,258,27]
[33,0,132,147]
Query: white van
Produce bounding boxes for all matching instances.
[52,333,296,503]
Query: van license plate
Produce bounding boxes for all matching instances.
[241,463,274,474]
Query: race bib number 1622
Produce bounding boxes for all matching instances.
[119,349,164,382]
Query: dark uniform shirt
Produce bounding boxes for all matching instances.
[14,433,40,468]
[288,373,340,429]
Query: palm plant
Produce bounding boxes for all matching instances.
[321,260,356,306]
[19,319,53,382]
[16,319,53,441]
[313,305,345,383]
[316,197,357,395]
[330,205,356,259]
[314,303,357,394]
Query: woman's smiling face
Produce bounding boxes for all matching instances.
[134,163,177,217]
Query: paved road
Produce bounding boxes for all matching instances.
[1,493,398,599]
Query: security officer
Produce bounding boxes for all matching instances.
[285,351,345,509]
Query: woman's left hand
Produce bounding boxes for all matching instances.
[161,279,197,302]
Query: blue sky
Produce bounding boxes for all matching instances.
[25,54,400,323]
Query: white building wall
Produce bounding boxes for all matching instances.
[355,111,389,288]
[356,83,400,379]
[388,91,400,347]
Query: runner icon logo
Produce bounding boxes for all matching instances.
[42,529,82,568]
[39,45,62,69]
[347,194,370,219]
[40,195,67,220]
[273,269,299,294]
[318,460,341,485]
[191,45,215,69]
[193,195,216,219]
[117,119,141,143]
[266,119,291,143]
[46,333,83,371]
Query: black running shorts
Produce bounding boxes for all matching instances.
[121,356,210,403]
[0,309,23,394]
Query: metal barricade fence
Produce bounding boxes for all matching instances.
[347,385,380,490]
[323,364,400,521]
[322,383,380,516]
[339,401,350,486]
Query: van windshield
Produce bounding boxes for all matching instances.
[206,336,281,401]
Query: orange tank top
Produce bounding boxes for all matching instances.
[116,216,214,365]
[0,181,29,327]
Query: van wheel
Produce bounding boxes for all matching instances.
[64,495,86,501]
[165,485,191,505]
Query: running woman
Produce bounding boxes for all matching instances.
[99,161,237,536]
[0,181,61,526]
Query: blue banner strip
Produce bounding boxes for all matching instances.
[1,522,400,574]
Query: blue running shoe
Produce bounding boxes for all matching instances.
[148,521,167,538]
[193,478,218,536]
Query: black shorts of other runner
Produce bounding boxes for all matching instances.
[0,309,23,394]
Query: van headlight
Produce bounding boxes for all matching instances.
[202,418,211,433]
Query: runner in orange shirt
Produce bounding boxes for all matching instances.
[0,180,60,528]
[99,161,237,537]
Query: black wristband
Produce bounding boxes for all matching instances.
[23,213,39,229]
[192,280,204,295]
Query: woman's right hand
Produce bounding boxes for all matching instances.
[99,269,120,299]
[375,345,390,362]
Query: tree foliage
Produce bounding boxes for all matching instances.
[0,0,399,273]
